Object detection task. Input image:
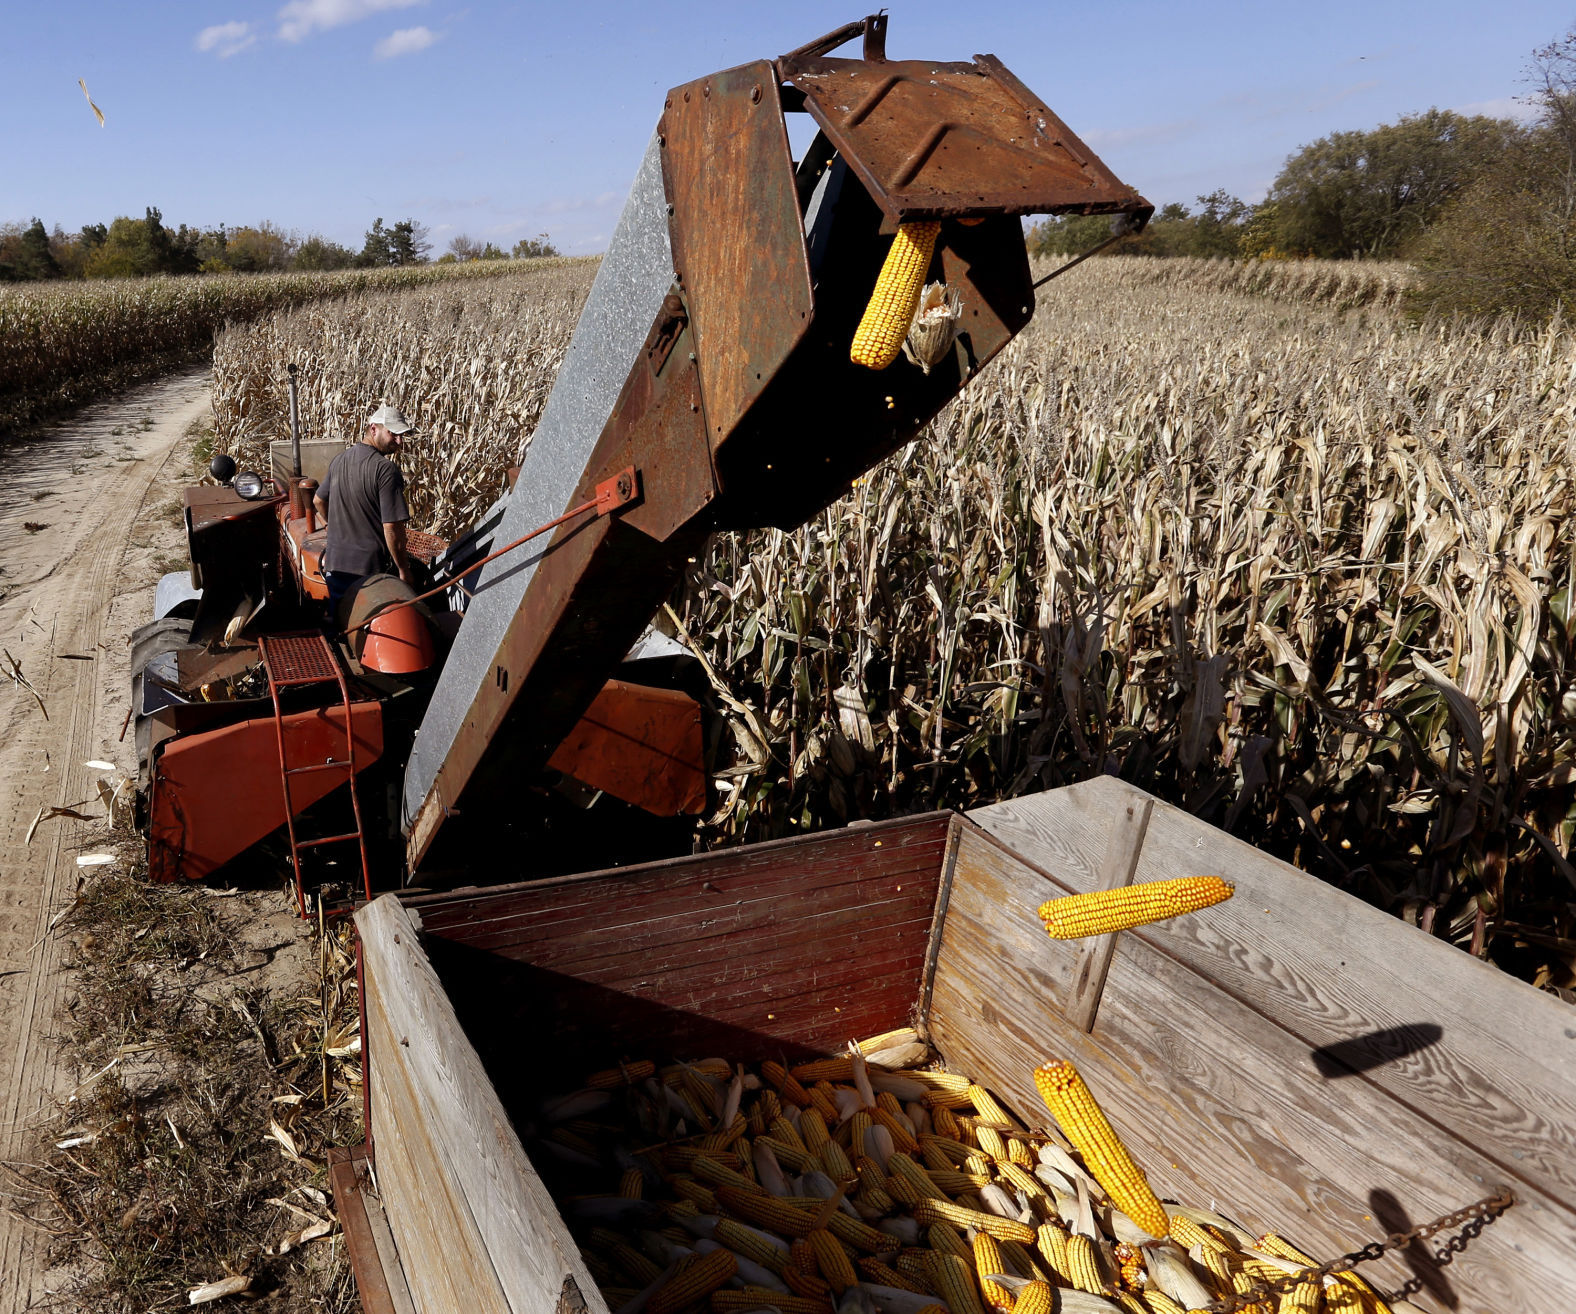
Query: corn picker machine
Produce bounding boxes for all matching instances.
[124,22,1576,1314]
[131,15,1150,908]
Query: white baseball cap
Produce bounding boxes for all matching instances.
[367,404,415,434]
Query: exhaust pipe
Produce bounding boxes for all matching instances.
[287,362,303,479]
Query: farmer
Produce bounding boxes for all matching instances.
[313,403,415,617]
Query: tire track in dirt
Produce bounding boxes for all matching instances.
[0,370,210,1311]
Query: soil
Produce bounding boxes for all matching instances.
[0,371,324,1310]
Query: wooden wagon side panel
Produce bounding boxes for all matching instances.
[405,811,957,1093]
[358,896,606,1314]
[928,795,1576,1314]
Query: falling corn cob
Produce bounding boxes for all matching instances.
[1037,875,1235,939]
[647,1248,737,1314]
[1033,1060,1169,1239]
[851,222,942,370]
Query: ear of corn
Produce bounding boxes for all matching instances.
[646,1248,738,1314]
[1065,1233,1106,1295]
[1014,1282,1056,1314]
[806,1228,858,1294]
[851,221,942,370]
[974,1231,1017,1310]
[913,1197,1036,1243]
[928,1250,989,1314]
[1033,1061,1169,1239]
[1038,876,1235,939]
[859,1257,930,1294]
[711,1289,831,1314]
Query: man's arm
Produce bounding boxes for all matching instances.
[313,493,328,522]
[384,520,412,585]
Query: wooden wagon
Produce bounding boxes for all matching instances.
[331,776,1576,1314]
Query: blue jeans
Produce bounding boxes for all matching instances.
[325,571,364,620]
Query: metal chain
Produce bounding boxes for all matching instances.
[1199,1191,1516,1313]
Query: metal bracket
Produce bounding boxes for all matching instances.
[594,466,641,516]
[1065,797,1152,1032]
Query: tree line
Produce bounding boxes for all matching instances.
[1030,29,1576,320]
[0,210,559,282]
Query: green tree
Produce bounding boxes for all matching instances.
[295,234,356,271]
[0,218,61,281]
[388,218,430,266]
[1268,110,1515,258]
[1412,34,1576,319]
[357,217,394,267]
[512,232,560,259]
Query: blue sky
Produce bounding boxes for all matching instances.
[1,2,1564,256]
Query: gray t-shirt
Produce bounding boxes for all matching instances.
[318,442,409,576]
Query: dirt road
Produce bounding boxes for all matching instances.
[0,369,210,1310]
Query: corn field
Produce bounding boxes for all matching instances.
[0,257,585,436]
[212,262,596,533]
[212,255,1576,995]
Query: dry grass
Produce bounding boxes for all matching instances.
[674,257,1576,993]
[211,260,595,536]
[2,853,364,1312]
[207,254,1576,992]
[0,257,585,436]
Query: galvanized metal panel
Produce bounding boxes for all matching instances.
[402,132,674,836]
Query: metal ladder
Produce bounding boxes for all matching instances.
[258,633,372,917]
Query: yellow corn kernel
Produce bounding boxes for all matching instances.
[710,1290,831,1314]
[859,1258,929,1294]
[809,1083,841,1124]
[693,1154,765,1196]
[586,1059,655,1088]
[1014,1282,1055,1314]
[793,1057,855,1083]
[968,1084,1018,1129]
[1001,1239,1047,1284]
[974,1232,1017,1311]
[673,1177,719,1212]
[898,1250,941,1289]
[872,1103,919,1153]
[617,1167,644,1199]
[851,221,941,370]
[1034,1222,1070,1282]
[1037,876,1235,939]
[928,1250,988,1314]
[1143,1292,1189,1314]
[929,1221,974,1259]
[647,1248,737,1314]
[770,1115,808,1152]
[760,1135,819,1174]
[888,1151,948,1202]
[913,1198,1036,1244]
[612,1241,663,1287]
[820,1137,855,1181]
[824,1209,890,1253]
[715,1219,789,1276]
[976,1123,1010,1162]
[1007,1137,1035,1167]
[716,1185,815,1237]
[932,1105,964,1139]
[1065,1234,1105,1295]
[1033,1061,1168,1239]
[807,1228,858,1294]
[763,1060,813,1108]
[1277,1279,1320,1313]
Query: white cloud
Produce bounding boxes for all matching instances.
[277,0,422,43]
[195,20,257,57]
[1456,96,1540,123]
[373,25,439,58]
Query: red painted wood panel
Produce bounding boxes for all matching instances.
[406,813,956,1096]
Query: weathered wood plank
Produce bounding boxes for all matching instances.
[1066,795,1152,1031]
[364,969,507,1314]
[359,895,609,1314]
[968,778,1576,1211]
[930,816,1576,1314]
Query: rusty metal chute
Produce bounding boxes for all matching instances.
[401,15,1150,874]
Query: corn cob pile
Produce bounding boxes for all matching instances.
[531,1034,1407,1314]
